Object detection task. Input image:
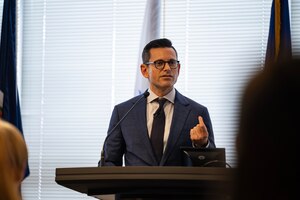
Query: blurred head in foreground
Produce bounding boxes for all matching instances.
[0,119,28,200]
[235,58,300,200]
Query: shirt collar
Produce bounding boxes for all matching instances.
[147,88,175,104]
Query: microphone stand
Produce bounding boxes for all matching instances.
[98,91,150,167]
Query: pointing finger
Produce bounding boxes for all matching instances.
[198,116,203,124]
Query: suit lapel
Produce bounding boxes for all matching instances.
[132,97,158,165]
[161,91,190,165]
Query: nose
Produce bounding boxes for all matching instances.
[163,62,172,70]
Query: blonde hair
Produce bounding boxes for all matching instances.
[0,119,28,200]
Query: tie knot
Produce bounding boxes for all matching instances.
[154,98,167,118]
[157,98,167,107]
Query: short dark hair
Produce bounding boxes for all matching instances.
[142,38,178,63]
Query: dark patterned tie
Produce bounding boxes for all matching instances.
[150,98,167,163]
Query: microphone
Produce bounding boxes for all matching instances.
[98,90,150,167]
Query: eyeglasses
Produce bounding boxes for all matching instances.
[145,59,180,70]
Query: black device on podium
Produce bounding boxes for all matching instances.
[181,147,226,167]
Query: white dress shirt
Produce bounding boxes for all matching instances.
[146,88,176,152]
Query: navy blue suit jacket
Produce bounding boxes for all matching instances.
[102,89,215,166]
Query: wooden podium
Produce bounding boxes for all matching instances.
[55,166,235,200]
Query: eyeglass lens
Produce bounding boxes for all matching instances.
[155,60,178,69]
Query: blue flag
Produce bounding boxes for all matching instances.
[0,0,30,179]
[265,0,292,68]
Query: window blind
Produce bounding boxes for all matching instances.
[16,0,300,199]
[291,0,300,55]
[0,1,3,35]
[20,1,147,199]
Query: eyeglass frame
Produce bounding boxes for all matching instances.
[145,59,180,70]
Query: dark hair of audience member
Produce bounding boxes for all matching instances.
[235,58,300,200]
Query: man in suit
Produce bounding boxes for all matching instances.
[100,38,215,166]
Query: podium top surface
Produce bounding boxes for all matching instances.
[56,166,233,176]
[55,166,235,198]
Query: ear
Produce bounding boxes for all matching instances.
[140,64,149,78]
[177,63,181,75]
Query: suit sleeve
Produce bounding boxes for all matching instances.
[202,107,216,148]
[102,106,125,166]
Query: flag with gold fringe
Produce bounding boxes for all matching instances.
[265,0,292,69]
